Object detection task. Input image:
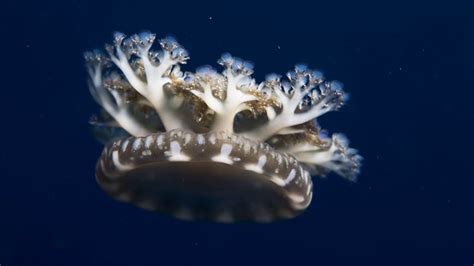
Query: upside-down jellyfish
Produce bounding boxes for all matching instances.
[85,31,362,223]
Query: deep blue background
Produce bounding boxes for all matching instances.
[3,0,472,265]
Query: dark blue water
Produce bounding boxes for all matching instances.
[3,0,472,265]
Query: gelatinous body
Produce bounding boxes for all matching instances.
[85,31,361,222]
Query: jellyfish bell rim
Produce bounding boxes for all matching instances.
[96,160,312,223]
[95,129,313,223]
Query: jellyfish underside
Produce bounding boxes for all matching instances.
[97,130,312,223]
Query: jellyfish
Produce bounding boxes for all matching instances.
[84,31,362,223]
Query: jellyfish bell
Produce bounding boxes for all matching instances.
[97,130,312,222]
[86,31,361,223]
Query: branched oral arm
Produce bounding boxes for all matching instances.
[107,41,147,97]
[143,51,186,131]
[245,69,344,141]
[191,82,224,114]
[106,32,189,131]
[212,71,258,132]
[190,55,259,133]
[295,134,362,181]
[275,132,362,181]
[85,58,151,136]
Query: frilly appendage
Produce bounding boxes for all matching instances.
[85,31,362,181]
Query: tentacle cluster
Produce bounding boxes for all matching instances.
[269,131,362,181]
[185,53,265,133]
[246,65,346,140]
[85,31,362,180]
[85,50,154,136]
[101,31,189,131]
